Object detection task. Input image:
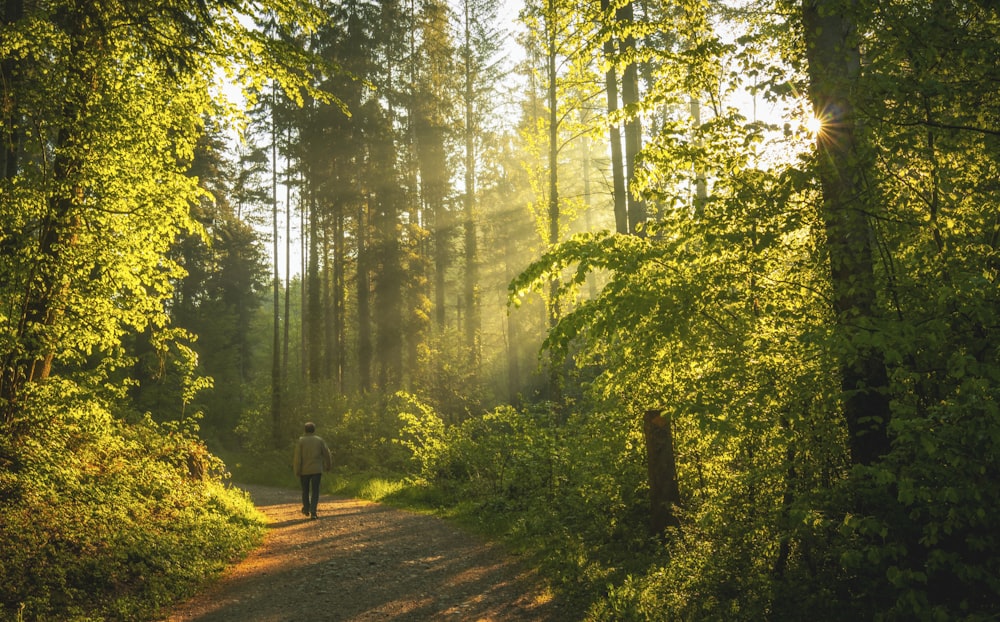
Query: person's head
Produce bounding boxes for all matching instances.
[304,422,316,434]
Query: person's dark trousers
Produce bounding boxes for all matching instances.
[300,473,322,518]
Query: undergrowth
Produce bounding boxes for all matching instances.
[0,392,265,622]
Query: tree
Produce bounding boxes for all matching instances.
[599,0,628,235]
[1,1,212,429]
[617,0,646,235]
[507,0,1000,616]
[409,0,454,338]
[148,128,269,435]
[457,0,504,369]
[270,86,284,446]
[0,0,330,463]
[518,0,586,399]
[801,0,890,467]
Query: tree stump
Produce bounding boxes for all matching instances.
[644,409,680,533]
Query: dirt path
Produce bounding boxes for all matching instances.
[161,486,570,622]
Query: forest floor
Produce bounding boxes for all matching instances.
[159,485,573,622]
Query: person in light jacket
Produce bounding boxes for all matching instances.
[293,422,332,520]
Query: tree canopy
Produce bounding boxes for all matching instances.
[2,0,999,619]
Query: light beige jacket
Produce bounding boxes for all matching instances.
[294,433,332,476]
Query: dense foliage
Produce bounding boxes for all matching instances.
[0,0,313,618]
[3,0,998,619]
[0,395,264,620]
[507,0,1000,619]
[289,0,1000,620]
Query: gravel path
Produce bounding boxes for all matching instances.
[160,485,569,622]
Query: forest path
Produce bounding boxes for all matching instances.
[160,485,568,622]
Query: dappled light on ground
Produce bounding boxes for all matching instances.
[162,486,566,621]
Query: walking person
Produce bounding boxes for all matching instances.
[293,422,332,520]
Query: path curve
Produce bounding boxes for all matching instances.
[161,485,567,622]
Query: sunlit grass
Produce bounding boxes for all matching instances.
[326,469,409,501]
[358,477,407,501]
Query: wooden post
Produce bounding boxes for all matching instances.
[644,409,680,533]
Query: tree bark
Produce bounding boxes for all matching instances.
[802,0,890,466]
[282,143,292,386]
[333,198,345,393]
[618,1,646,236]
[307,185,323,385]
[545,0,562,401]
[270,92,282,447]
[463,0,480,369]
[357,197,372,393]
[644,409,680,533]
[600,0,628,235]
[1,0,23,180]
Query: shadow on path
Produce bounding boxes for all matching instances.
[160,485,568,622]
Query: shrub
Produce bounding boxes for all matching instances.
[0,382,264,621]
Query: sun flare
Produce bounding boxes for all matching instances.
[805,114,824,136]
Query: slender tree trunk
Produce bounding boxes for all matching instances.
[307,186,323,385]
[545,0,562,401]
[600,0,628,234]
[357,196,372,392]
[1,0,23,180]
[322,211,335,381]
[405,0,423,387]
[270,91,282,447]
[333,200,345,393]
[283,144,291,386]
[374,23,404,391]
[433,195,447,330]
[505,270,521,404]
[619,1,646,236]
[690,98,707,213]
[802,0,890,466]
[300,174,308,384]
[581,123,598,299]
[375,184,404,390]
[463,0,480,369]
[772,416,797,578]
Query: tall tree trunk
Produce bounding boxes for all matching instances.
[300,174,308,384]
[333,200,345,393]
[270,91,282,447]
[307,186,323,385]
[1,0,23,180]
[619,1,646,236]
[375,184,404,390]
[283,148,292,386]
[357,196,372,392]
[433,195,447,331]
[405,0,423,387]
[322,210,335,381]
[374,6,405,391]
[600,0,628,234]
[802,0,890,466]
[463,0,481,369]
[690,98,707,214]
[581,123,598,299]
[545,0,562,401]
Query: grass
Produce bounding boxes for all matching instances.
[212,448,416,504]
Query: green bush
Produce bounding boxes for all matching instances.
[0,382,264,621]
